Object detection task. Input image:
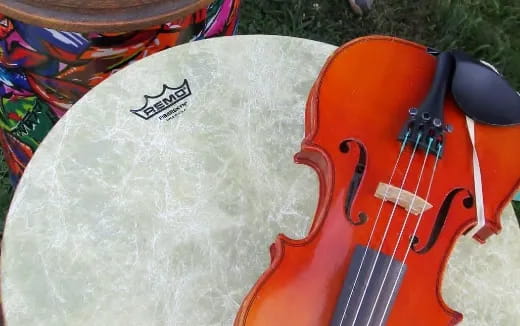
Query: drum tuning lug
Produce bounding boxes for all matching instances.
[433,118,442,128]
[409,108,418,116]
[444,124,454,133]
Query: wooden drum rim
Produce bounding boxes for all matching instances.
[0,0,214,32]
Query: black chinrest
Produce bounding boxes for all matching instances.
[450,51,520,126]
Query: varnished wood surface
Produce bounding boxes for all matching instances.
[28,0,164,10]
[0,0,214,32]
[235,36,520,325]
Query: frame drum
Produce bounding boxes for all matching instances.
[1,35,519,325]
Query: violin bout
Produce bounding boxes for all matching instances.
[235,36,520,326]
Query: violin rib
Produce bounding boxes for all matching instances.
[234,36,520,326]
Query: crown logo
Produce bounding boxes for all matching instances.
[131,79,192,120]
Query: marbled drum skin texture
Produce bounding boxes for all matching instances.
[1,36,519,325]
[0,0,241,185]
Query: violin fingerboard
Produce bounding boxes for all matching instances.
[330,245,407,326]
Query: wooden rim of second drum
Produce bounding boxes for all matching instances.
[0,0,214,32]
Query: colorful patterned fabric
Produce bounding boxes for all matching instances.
[0,0,241,185]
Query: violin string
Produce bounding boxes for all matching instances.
[338,131,411,326]
[376,143,442,326]
[350,133,423,326]
[364,137,433,326]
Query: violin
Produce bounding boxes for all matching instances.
[234,36,520,325]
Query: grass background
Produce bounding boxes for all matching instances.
[240,0,520,87]
[0,0,519,236]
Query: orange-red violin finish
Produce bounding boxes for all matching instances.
[234,36,520,325]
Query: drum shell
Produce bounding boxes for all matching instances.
[0,0,241,185]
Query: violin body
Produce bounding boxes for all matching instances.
[234,36,520,325]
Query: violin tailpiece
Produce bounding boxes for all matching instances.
[375,182,433,215]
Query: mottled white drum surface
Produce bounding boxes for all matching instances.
[1,35,519,326]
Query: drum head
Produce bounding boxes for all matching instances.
[0,0,212,32]
[1,35,334,325]
[1,35,519,325]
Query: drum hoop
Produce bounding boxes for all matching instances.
[0,0,214,32]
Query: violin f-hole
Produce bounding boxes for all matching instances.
[339,139,368,225]
[412,188,474,254]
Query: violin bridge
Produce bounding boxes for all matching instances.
[375,182,433,215]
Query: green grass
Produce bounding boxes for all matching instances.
[514,201,520,225]
[0,0,519,235]
[239,0,520,88]
[0,152,11,238]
